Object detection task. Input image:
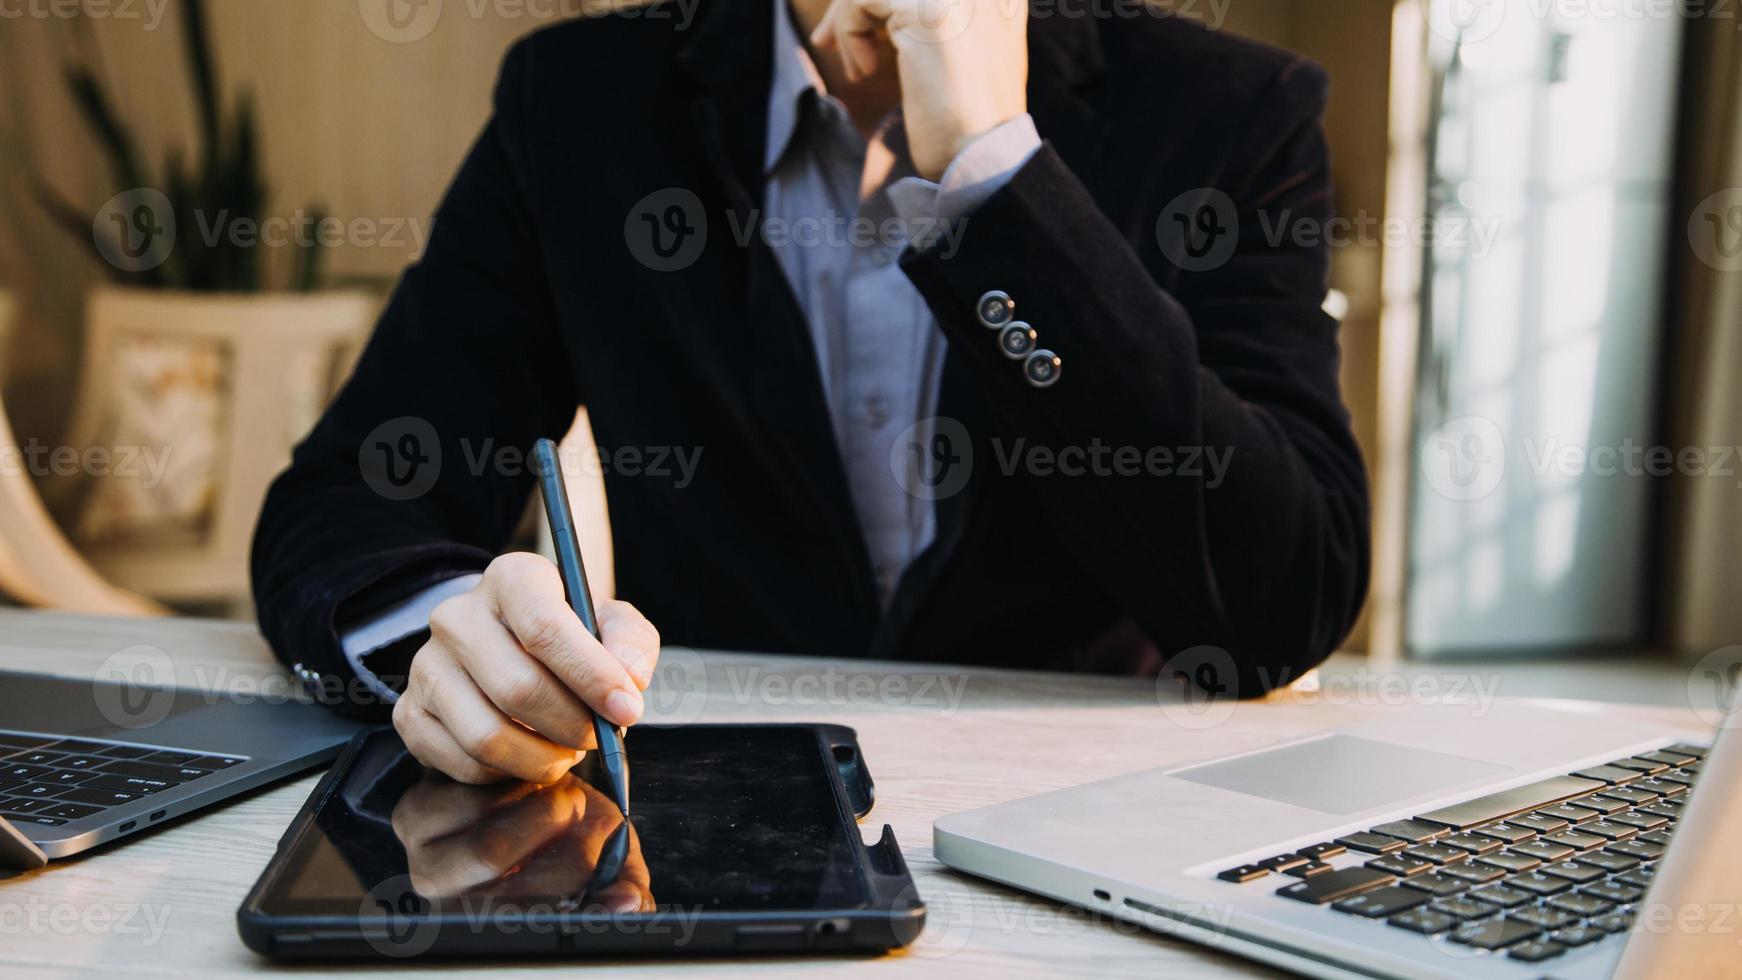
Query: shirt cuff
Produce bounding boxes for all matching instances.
[889,113,1042,246]
[338,573,482,704]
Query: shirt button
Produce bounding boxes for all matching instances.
[998,322,1038,359]
[864,394,891,429]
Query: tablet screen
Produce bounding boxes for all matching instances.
[257,725,869,918]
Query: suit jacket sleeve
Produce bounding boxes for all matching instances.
[899,62,1370,697]
[250,40,574,716]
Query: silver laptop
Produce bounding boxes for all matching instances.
[0,670,357,869]
[936,697,1740,979]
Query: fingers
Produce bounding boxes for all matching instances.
[431,589,597,749]
[407,642,587,784]
[483,554,644,729]
[810,0,891,82]
[598,599,660,691]
[395,694,507,785]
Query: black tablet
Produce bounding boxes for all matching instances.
[238,724,925,960]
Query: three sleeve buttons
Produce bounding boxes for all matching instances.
[977,290,1061,389]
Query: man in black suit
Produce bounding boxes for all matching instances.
[253,0,1369,783]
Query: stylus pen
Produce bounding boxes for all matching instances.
[532,438,631,816]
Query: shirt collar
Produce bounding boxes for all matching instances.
[764,0,829,175]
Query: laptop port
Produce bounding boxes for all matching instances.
[149,810,166,822]
[118,821,136,832]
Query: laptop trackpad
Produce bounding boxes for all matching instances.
[1171,735,1508,816]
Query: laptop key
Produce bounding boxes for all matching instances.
[1566,794,1629,815]
[0,733,52,749]
[1439,833,1502,855]
[1655,771,1695,787]
[1616,868,1657,889]
[1572,765,1640,785]
[15,784,70,800]
[1551,926,1608,947]
[1415,775,1605,831]
[95,760,201,783]
[1297,842,1345,861]
[1539,861,1606,884]
[39,802,102,820]
[54,755,110,770]
[1449,917,1539,949]
[1335,832,1405,855]
[9,751,65,766]
[1506,872,1572,897]
[1429,897,1496,921]
[1469,823,1535,844]
[1608,758,1667,775]
[1475,850,1544,873]
[0,777,23,794]
[56,787,137,807]
[1608,811,1668,832]
[1538,803,1602,824]
[1284,860,1333,878]
[0,797,53,814]
[1217,865,1268,883]
[97,745,153,759]
[1470,884,1534,908]
[1366,855,1432,877]
[187,755,246,770]
[1665,743,1708,759]
[8,816,66,826]
[1509,939,1568,963]
[1635,802,1682,821]
[1546,830,1606,851]
[1511,906,1578,931]
[1637,829,1674,847]
[1398,873,1467,897]
[1581,821,1638,842]
[42,769,97,786]
[1633,777,1686,798]
[2,764,53,780]
[1403,844,1467,865]
[1438,862,1506,884]
[1258,854,1309,873]
[1605,840,1663,862]
[47,740,110,753]
[1582,881,1644,904]
[1548,892,1615,917]
[138,751,200,766]
[1388,909,1457,935]
[1332,886,1427,918]
[1370,819,1445,843]
[1590,912,1634,933]
[1275,866,1394,904]
[1509,813,1569,834]
[1594,786,1659,806]
[82,774,172,794]
[1576,850,1638,873]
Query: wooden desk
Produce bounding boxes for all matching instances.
[0,611,1697,979]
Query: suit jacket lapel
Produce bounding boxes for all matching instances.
[678,1,882,631]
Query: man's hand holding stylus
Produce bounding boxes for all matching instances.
[393,553,661,784]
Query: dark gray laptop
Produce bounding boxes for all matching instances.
[0,670,357,868]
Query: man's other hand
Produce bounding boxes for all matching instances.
[811,0,1029,181]
[393,553,660,784]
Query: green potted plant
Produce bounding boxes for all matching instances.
[33,0,376,608]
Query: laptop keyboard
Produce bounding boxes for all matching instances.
[1216,743,1708,966]
[0,730,247,828]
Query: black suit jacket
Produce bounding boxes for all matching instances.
[251,0,1370,715]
